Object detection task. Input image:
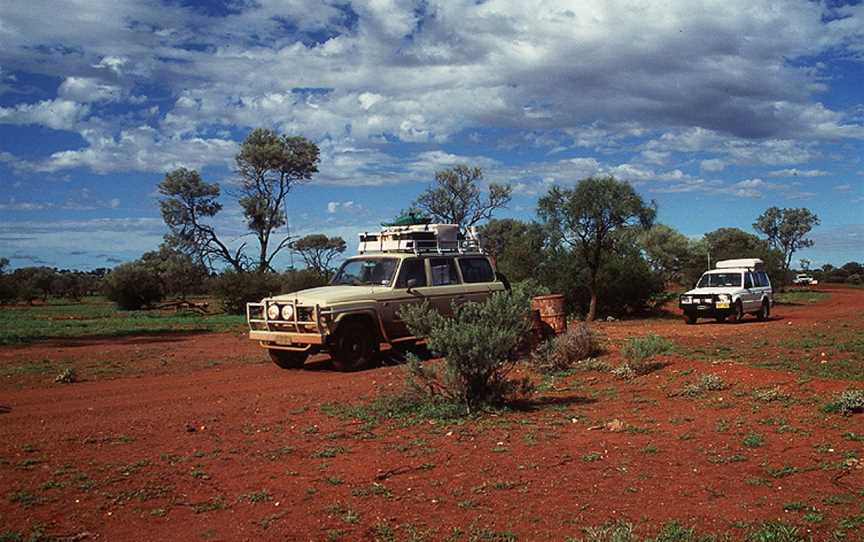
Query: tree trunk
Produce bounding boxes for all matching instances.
[587,291,598,321]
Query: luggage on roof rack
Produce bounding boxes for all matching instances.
[358,224,482,254]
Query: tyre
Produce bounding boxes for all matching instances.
[756,300,769,321]
[715,315,727,323]
[330,320,378,371]
[268,350,307,369]
[732,301,744,323]
[684,312,697,325]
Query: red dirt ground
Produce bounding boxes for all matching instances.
[1,285,862,541]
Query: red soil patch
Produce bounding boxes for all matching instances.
[1,285,862,541]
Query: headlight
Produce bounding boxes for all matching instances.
[717,294,731,302]
[281,304,294,320]
[267,304,281,320]
[681,295,692,304]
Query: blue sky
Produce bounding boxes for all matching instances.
[1,0,862,270]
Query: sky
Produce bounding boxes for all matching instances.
[1,0,862,271]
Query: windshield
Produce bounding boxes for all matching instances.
[331,258,398,286]
[697,273,742,288]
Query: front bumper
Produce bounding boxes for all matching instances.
[679,294,732,316]
[247,301,330,350]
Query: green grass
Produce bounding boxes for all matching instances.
[774,290,829,305]
[0,297,244,344]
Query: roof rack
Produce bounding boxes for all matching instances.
[358,224,485,255]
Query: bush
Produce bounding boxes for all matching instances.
[398,291,533,412]
[614,333,673,379]
[210,270,283,314]
[210,269,328,314]
[681,374,726,397]
[822,390,864,415]
[531,323,603,373]
[102,262,164,310]
[846,274,863,285]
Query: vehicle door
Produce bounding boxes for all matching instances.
[456,257,498,304]
[428,257,464,315]
[742,272,758,311]
[381,257,432,339]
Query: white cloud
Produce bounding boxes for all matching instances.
[700,159,726,172]
[0,99,89,130]
[58,77,122,103]
[768,168,829,177]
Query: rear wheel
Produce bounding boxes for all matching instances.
[330,321,378,371]
[268,350,307,369]
[715,315,727,323]
[756,300,770,321]
[684,312,697,325]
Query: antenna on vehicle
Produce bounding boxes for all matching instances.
[284,197,294,269]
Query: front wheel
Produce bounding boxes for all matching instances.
[684,312,697,325]
[268,350,307,369]
[731,301,745,323]
[330,321,378,371]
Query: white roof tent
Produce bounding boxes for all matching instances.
[714,258,764,270]
[358,223,483,255]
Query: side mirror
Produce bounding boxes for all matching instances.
[406,278,418,292]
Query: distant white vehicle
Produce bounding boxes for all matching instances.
[679,258,773,325]
[793,274,818,286]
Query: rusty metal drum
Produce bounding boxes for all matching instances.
[531,294,567,335]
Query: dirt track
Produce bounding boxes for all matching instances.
[1,286,863,541]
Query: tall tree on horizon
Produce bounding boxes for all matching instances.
[753,206,820,287]
[538,176,655,321]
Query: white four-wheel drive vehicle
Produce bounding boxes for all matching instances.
[793,274,818,286]
[679,258,773,325]
[246,223,507,371]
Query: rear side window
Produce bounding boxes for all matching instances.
[396,259,427,288]
[430,258,460,286]
[458,258,495,283]
[757,272,771,288]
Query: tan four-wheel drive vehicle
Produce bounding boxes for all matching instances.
[247,224,507,371]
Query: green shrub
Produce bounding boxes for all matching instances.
[822,389,864,415]
[102,262,164,310]
[211,269,327,314]
[622,334,673,363]
[614,334,673,379]
[398,291,533,412]
[531,323,603,373]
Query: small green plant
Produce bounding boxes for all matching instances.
[681,374,727,397]
[746,521,805,542]
[7,490,44,508]
[581,452,602,462]
[314,446,347,458]
[822,389,864,415]
[54,367,77,384]
[531,323,603,373]
[240,489,272,503]
[743,433,765,449]
[752,386,789,403]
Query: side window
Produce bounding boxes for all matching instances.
[396,259,427,288]
[744,273,753,289]
[430,258,459,286]
[759,272,771,288]
[458,258,495,283]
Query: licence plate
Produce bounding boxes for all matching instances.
[716,302,729,309]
